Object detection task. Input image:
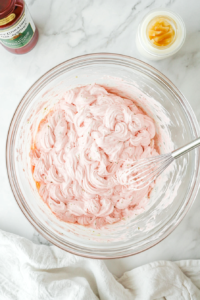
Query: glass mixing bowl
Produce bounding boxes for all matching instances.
[6,53,200,259]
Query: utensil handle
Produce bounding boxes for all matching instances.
[172,137,200,159]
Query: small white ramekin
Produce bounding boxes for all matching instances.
[136,9,186,60]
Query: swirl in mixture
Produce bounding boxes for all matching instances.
[30,84,158,228]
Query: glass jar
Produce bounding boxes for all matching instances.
[136,9,186,60]
[0,0,38,54]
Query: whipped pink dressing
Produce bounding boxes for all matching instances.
[30,84,159,229]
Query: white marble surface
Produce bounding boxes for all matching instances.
[0,0,200,278]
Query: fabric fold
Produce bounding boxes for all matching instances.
[0,230,200,300]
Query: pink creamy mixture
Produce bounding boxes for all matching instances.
[30,84,159,229]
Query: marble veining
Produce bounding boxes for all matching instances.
[0,0,200,278]
[32,232,52,246]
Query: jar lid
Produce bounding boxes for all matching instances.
[0,0,15,20]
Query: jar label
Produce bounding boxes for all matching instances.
[0,5,36,49]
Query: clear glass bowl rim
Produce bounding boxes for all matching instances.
[6,53,200,259]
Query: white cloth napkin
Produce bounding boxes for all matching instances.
[0,230,200,300]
